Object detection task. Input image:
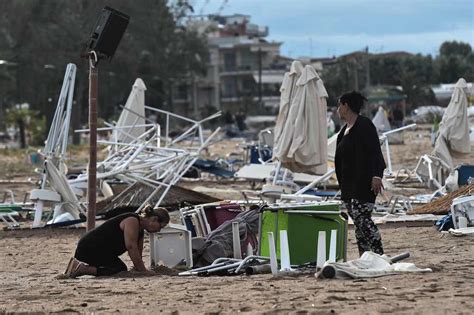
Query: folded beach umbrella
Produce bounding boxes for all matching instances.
[273,60,304,161]
[327,133,339,163]
[112,78,147,144]
[45,160,85,221]
[284,65,328,174]
[432,78,471,168]
[42,63,77,173]
[372,106,391,133]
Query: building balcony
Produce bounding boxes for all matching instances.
[221,94,279,105]
[219,64,287,76]
[219,65,254,75]
[172,98,190,104]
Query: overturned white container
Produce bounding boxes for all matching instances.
[150,223,193,269]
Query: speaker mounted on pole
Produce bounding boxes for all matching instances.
[85,6,130,61]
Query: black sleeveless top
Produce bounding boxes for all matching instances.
[77,212,144,256]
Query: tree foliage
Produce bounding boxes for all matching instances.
[439,41,472,57]
[5,106,46,148]
[322,41,473,108]
[436,41,474,83]
[0,0,472,140]
[0,0,207,143]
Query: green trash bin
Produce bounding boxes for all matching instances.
[259,202,347,265]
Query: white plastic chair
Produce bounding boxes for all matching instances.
[451,195,474,229]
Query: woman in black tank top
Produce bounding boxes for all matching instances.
[65,206,170,278]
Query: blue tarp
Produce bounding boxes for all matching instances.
[193,159,235,178]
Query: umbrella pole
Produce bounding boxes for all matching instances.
[381,123,416,175]
[273,161,282,185]
[384,137,392,175]
[282,169,288,182]
[87,53,98,231]
[295,169,336,195]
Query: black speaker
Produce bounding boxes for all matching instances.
[86,6,130,60]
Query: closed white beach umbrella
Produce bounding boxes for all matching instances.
[112,78,147,144]
[45,160,84,220]
[432,78,471,168]
[285,65,328,174]
[273,60,304,161]
[372,106,391,133]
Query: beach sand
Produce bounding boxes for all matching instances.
[0,226,473,314]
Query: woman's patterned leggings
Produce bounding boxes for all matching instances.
[343,199,384,256]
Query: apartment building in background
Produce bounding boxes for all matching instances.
[171,14,287,117]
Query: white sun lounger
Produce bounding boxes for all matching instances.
[235,163,325,184]
[451,195,474,229]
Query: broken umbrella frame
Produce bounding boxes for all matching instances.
[30,63,86,227]
[74,105,222,212]
[178,227,340,277]
[177,220,270,277]
[178,201,344,277]
[30,67,222,227]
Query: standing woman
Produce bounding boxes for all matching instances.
[335,91,386,256]
[64,206,170,278]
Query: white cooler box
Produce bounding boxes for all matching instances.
[150,223,193,269]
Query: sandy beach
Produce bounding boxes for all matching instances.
[1,225,473,314]
[1,127,474,314]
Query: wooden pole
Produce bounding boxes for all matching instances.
[87,58,98,231]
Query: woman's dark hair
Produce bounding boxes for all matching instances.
[141,205,170,225]
[338,91,368,114]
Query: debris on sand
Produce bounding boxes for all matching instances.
[151,264,180,276]
[409,183,474,215]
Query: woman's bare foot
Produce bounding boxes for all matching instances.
[64,257,75,276]
[65,257,89,278]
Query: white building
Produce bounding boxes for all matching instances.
[171,14,287,117]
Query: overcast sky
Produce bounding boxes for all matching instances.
[195,0,474,58]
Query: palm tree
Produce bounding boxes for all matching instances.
[4,105,46,148]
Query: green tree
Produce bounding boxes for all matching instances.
[397,54,436,106]
[439,41,472,57]
[370,55,403,86]
[321,59,356,107]
[320,41,472,108]
[5,106,46,148]
[0,0,208,144]
[435,41,473,83]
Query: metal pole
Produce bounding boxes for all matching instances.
[192,74,198,119]
[232,221,242,259]
[384,137,392,175]
[353,58,358,90]
[258,47,262,108]
[87,58,98,231]
[365,46,370,89]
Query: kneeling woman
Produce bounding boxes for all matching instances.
[65,206,170,278]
